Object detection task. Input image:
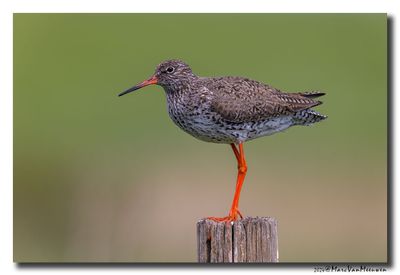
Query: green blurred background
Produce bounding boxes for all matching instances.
[14,14,387,262]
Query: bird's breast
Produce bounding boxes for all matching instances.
[165,91,229,143]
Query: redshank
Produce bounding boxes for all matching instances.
[119,59,327,222]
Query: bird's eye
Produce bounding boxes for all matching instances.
[166,67,174,73]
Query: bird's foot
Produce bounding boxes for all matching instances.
[206,209,243,223]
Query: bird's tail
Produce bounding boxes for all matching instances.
[292,91,327,125]
[293,109,327,126]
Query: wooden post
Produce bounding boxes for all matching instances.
[197,217,278,263]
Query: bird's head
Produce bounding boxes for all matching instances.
[118,59,196,97]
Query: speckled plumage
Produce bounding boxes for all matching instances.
[146,60,327,144]
[119,59,328,221]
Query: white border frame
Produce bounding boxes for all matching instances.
[1,1,397,274]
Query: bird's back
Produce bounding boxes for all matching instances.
[199,76,325,124]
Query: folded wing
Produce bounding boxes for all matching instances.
[208,77,324,123]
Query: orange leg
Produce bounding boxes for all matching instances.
[207,143,247,222]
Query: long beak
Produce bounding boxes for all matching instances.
[118,75,158,97]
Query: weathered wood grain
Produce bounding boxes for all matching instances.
[197,217,278,263]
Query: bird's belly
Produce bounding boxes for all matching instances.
[244,116,294,141]
[168,109,295,144]
[168,112,233,143]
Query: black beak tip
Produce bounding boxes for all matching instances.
[118,87,136,97]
